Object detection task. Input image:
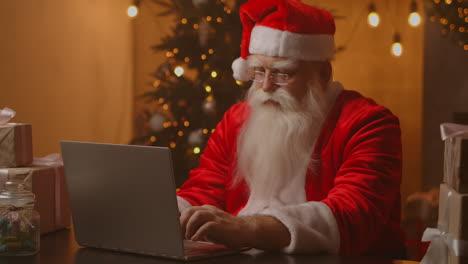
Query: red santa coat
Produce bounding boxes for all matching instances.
[177,89,405,256]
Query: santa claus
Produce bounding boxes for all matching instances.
[177,0,405,258]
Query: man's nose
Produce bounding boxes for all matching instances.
[261,74,278,93]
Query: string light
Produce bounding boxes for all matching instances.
[153,80,160,88]
[391,33,403,57]
[184,121,190,127]
[163,104,169,111]
[236,81,243,85]
[178,131,184,136]
[193,24,199,29]
[127,0,140,18]
[174,66,184,77]
[206,16,212,22]
[208,49,214,54]
[150,136,157,142]
[181,18,188,24]
[445,0,452,4]
[158,98,165,104]
[201,54,207,60]
[367,3,380,28]
[205,85,212,92]
[184,57,190,63]
[193,147,201,154]
[170,142,176,148]
[216,17,223,23]
[211,71,218,78]
[202,129,209,134]
[408,0,422,27]
[173,48,179,54]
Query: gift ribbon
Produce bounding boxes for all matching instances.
[421,189,468,264]
[0,107,15,125]
[33,154,65,228]
[440,123,468,141]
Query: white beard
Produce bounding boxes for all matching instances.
[235,81,330,214]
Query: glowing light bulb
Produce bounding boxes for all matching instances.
[211,71,218,78]
[174,66,184,77]
[127,5,138,18]
[368,12,380,27]
[194,147,201,154]
[205,85,212,92]
[408,12,421,27]
[391,42,403,57]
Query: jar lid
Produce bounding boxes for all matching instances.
[0,179,35,207]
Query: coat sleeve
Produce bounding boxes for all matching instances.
[261,107,402,255]
[176,104,242,210]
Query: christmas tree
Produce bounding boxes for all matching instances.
[132,0,249,186]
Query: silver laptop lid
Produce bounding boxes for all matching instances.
[61,141,184,258]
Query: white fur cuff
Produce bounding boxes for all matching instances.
[176,196,192,212]
[259,201,340,254]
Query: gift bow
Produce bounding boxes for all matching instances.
[421,190,468,264]
[440,123,468,141]
[0,107,16,125]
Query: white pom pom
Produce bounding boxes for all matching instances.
[232,57,251,82]
[149,113,165,132]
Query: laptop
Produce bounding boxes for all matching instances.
[60,141,248,261]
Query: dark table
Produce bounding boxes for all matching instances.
[0,229,419,264]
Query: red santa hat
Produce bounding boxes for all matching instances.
[232,0,336,81]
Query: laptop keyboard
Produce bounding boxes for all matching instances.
[183,240,229,256]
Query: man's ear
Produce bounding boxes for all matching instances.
[319,62,332,89]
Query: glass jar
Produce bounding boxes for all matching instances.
[0,179,40,256]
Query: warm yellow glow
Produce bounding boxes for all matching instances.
[173,48,179,54]
[173,121,178,127]
[205,85,212,92]
[150,136,157,142]
[217,17,223,23]
[201,54,207,60]
[211,129,215,133]
[163,104,169,110]
[206,16,212,21]
[464,45,468,51]
[208,49,214,54]
[181,18,188,24]
[206,95,213,102]
[445,0,452,4]
[184,57,190,63]
[367,12,380,27]
[236,80,243,85]
[194,147,201,154]
[193,24,199,29]
[153,80,160,87]
[178,131,184,136]
[184,121,190,127]
[166,51,174,57]
[440,18,448,25]
[174,66,184,77]
[450,24,456,30]
[127,5,138,18]
[391,42,403,57]
[434,0,440,3]
[158,98,165,104]
[163,122,170,128]
[170,142,176,148]
[211,71,218,78]
[202,129,209,134]
[408,12,421,27]
[460,27,466,32]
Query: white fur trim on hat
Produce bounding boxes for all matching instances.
[232,57,251,82]
[250,26,335,61]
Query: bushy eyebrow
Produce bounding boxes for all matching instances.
[247,56,299,71]
[270,60,299,71]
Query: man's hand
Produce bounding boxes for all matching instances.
[179,205,291,251]
[180,205,254,249]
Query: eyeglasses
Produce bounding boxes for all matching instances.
[251,70,290,86]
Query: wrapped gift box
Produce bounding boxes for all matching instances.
[444,137,468,193]
[0,123,33,168]
[0,166,71,234]
[438,184,468,264]
[442,123,468,193]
